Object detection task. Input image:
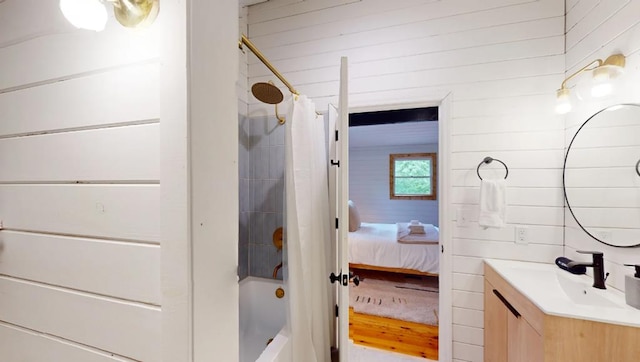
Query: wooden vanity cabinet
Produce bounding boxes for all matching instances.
[484,276,543,362]
[484,279,508,362]
[506,305,543,362]
[484,262,640,362]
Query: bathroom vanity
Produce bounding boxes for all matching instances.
[484,259,640,362]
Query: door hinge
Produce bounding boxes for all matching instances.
[330,159,340,167]
[335,304,339,317]
[335,130,339,142]
[441,245,444,253]
[335,218,339,229]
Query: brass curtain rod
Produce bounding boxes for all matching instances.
[239,34,299,96]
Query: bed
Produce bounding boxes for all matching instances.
[348,222,440,276]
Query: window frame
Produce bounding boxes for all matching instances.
[389,152,437,200]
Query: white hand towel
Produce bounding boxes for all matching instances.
[408,224,425,234]
[479,179,506,229]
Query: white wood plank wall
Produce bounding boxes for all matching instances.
[0,1,161,361]
[349,144,439,225]
[564,0,640,292]
[246,0,565,360]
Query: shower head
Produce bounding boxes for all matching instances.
[251,81,284,105]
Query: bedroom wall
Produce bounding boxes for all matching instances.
[246,1,565,360]
[0,1,161,360]
[563,0,640,292]
[350,144,439,225]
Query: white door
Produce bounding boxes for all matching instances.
[328,56,350,361]
[327,102,339,351]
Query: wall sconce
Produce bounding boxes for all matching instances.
[59,0,159,32]
[555,53,626,114]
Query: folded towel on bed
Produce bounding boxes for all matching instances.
[397,223,439,244]
[408,223,426,234]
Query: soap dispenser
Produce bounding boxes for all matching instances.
[624,264,640,309]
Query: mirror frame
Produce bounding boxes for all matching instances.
[562,103,640,248]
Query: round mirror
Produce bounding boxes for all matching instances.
[563,103,640,247]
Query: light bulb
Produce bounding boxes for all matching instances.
[591,82,613,98]
[59,0,108,32]
[555,88,572,114]
[590,66,613,98]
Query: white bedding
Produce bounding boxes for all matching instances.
[348,222,439,274]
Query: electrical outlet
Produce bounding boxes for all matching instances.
[515,226,528,244]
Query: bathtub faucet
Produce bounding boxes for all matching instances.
[273,262,283,279]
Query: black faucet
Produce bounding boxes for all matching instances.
[567,250,607,289]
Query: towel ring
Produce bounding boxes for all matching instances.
[636,159,640,177]
[477,156,508,180]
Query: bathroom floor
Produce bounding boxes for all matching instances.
[349,341,437,361]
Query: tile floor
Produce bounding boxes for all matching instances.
[348,341,437,362]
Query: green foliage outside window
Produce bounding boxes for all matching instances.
[390,153,436,200]
[394,159,431,195]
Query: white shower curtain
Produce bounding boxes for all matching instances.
[284,95,332,362]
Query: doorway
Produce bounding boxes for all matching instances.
[346,106,442,360]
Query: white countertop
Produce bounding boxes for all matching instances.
[484,259,640,328]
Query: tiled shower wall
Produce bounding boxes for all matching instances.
[239,114,250,280]
[238,8,286,281]
[239,115,286,280]
[238,7,250,280]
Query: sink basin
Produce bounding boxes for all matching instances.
[485,259,640,328]
[555,272,621,309]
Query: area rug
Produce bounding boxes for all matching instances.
[349,278,439,326]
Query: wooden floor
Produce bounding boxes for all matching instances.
[348,268,439,360]
[349,307,439,360]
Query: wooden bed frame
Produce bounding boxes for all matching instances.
[349,263,438,277]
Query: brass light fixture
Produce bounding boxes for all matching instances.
[59,0,159,32]
[555,54,625,114]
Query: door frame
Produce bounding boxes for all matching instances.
[160,1,240,361]
[347,93,453,361]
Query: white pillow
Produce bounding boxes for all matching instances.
[348,200,361,232]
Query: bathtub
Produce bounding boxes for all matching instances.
[239,277,290,362]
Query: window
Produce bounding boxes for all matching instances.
[389,153,436,200]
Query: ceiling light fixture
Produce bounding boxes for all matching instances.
[555,53,625,114]
[59,0,159,32]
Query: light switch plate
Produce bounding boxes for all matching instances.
[598,230,612,242]
[456,208,469,227]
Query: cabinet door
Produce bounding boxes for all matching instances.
[484,280,507,362]
[507,312,543,362]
